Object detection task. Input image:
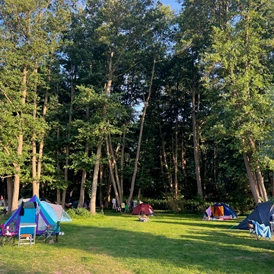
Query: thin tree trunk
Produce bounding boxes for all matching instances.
[105,176,111,209]
[119,127,126,203]
[181,133,186,177]
[78,106,90,208]
[90,142,102,214]
[243,152,260,204]
[32,66,39,197]
[62,70,75,207]
[127,58,156,203]
[57,189,61,205]
[90,49,114,213]
[78,169,87,208]
[106,136,121,206]
[192,83,203,200]
[248,138,268,202]
[56,127,61,205]
[255,169,268,202]
[173,117,178,199]
[137,188,141,201]
[162,137,173,191]
[108,135,122,200]
[12,64,28,212]
[7,177,13,215]
[159,149,167,195]
[99,164,103,208]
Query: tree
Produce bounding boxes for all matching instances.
[0,0,74,210]
[203,0,274,203]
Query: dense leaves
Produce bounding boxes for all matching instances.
[0,0,274,211]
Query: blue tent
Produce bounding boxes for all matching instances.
[237,202,274,230]
[212,203,238,218]
[205,202,237,219]
[1,195,71,236]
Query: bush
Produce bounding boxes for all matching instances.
[66,208,93,218]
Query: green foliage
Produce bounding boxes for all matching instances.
[66,208,94,218]
[66,207,107,218]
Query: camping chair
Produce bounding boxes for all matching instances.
[0,224,17,246]
[248,220,257,239]
[248,220,272,240]
[38,221,61,243]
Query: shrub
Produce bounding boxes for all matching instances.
[66,208,93,218]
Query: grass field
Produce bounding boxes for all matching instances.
[0,210,273,274]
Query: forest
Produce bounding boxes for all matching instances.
[0,0,274,215]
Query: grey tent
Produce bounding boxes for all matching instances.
[237,201,274,230]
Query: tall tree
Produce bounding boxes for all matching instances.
[0,0,73,210]
[203,0,274,203]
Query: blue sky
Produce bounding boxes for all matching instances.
[160,0,182,12]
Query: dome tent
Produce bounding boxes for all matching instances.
[237,201,274,230]
[132,203,154,215]
[1,195,71,237]
[205,202,237,220]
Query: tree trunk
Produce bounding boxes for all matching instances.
[248,138,268,202]
[78,143,89,208]
[192,84,203,200]
[90,141,102,214]
[62,71,75,207]
[32,66,39,197]
[181,133,186,177]
[161,135,173,192]
[78,169,87,208]
[99,164,103,208]
[255,169,268,202]
[12,65,28,212]
[7,177,13,215]
[78,106,90,208]
[243,152,260,204]
[127,58,156,203]
[56,127,61,205]
[173,117,178,199]
[106,136,121,206]
[89,49,114,213]
[137,188,141,201]
[119,127,126,203]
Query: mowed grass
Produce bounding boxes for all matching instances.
[0,211,274,274]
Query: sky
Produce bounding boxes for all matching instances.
[160,0,182,13]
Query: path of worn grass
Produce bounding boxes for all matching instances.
[0,211,273,274]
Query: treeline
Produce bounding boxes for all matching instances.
[0,0,274,214]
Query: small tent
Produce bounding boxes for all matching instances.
[205,203,237,220]
[132,203,154,215]
[237,201,274,230]
[1,195,71,236]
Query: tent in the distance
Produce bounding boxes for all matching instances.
[204,203,237,220]
[132,203,154,215]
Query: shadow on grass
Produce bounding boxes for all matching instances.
[57,219,274,273]
[153,219,239,229]
[1,215,274,274]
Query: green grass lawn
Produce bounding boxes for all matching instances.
[0,211,273,274]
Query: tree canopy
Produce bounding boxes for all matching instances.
[1,0,274,213]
